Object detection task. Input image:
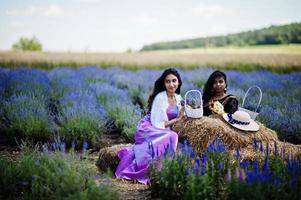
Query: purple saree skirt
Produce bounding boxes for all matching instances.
[115,106,179,184]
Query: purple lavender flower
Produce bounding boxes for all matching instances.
[274,142,278,156]
[236,146,240,159]
[150,142,155,159]
[253,137,258,151]
[196,156,201,168]
[60,142,66,154]
[83,141,89,152]
[266,143,269,158]
[226,168,232,181]
[239,168,246,181]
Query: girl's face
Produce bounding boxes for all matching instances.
[164,74,179,94]
[212,76,226,93]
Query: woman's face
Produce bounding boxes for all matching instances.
[164,74,179,94]
[212,76,226,93]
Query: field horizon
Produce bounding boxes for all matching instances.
[1,44,301,72]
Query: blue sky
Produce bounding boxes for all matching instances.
[0,0,300,52]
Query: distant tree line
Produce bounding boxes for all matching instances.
[141,22,301,51]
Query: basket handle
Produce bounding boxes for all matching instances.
[241,86,262,113]
[184,90,203,108]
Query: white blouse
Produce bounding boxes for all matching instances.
[150,91,182,129]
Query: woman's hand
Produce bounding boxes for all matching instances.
[164,106,185,128]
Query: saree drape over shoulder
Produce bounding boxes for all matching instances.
[115,91,181,184]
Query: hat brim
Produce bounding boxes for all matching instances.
[222,113,259,132]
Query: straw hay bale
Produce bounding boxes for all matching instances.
[97,143,132,171]
[173,114,301,160]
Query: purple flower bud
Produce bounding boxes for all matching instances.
[239,169,246,181]
[83,141,88,151]
[196,156,201,168]
[266,143,269,158]
[20,181,29,187]
[60,142,66,153]
[236,147,240,159]
[274,142,278,156]
[253,137,257,151]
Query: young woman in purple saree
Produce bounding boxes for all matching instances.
[115,68,185,184]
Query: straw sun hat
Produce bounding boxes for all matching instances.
[222,110,259,131]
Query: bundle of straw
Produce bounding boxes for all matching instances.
[97,143,132,171]
[173,115,301,160]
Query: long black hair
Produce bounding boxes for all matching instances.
[202,70,227,103]
[147,68,182,113]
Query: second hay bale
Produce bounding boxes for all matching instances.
[173,115,300,160]
[97,143,132,171]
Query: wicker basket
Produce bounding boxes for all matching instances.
[184,90,203,118]
[238,86,262,120]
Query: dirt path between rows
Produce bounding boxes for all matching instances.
[89,151,151,200]
[90,133,153,200]
[111,179,151,200]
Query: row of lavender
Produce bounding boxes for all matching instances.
[150,138,301,199]
[0,67,300,145]
[0,140,119,199]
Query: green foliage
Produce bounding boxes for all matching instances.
[227,156,301,200]
[95,90,141,141]
[150,155,189,199]
[12,36,43,51]
[2,94,53,142]
[58,115,104,146]
[129,86,148,113]
[190,79,206,89]
[150,140,301,200]
[141,23,301,50]
[0,148,119,200]
[105,101,141,140]
[150,142,231,199]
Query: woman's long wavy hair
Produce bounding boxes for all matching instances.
[202,70,227,103]
[147,68,182,114]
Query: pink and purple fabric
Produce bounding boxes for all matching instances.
[115,106,179,184]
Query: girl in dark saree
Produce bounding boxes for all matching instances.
[203,70,238,116]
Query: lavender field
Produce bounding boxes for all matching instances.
[0,66,300,199]
[0,66,300,145]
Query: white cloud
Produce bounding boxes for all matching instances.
[276,18,298,25]
[207,24,228,36]
[16,31,36,39]
[6,4,65,17]
[5,10,20,16]
[128,14,159,26]
[43,5,64,17]
[191,3,225,18]
[77,0,102,3]
[8,21,25,28]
